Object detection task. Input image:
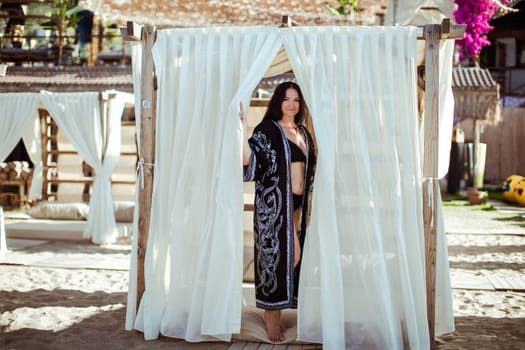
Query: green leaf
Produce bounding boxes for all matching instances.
[324,3,341,16]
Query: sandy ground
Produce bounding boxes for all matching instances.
[1,200,525,349]
[437,233,525,349]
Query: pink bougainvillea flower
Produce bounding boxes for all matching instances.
[454,0,511,61]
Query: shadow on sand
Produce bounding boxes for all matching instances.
[436,316,525,349]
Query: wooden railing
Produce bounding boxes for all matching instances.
[0,32,130,66]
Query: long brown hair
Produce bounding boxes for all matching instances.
[262,81,306,125]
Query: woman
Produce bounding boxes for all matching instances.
[241,82,316,343]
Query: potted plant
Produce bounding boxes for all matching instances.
[468,189,488,205]
[48,0,78,65]
[325,0,361,24]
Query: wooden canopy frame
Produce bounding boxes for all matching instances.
[127,18,465,343]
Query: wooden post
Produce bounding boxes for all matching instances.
[136,25,157,310]
[281,15,292,27]
[418,19,465,344]
[422,23,441,343]
[39,108,53,200]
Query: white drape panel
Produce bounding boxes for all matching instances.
[0,93,40,166]
[134,27,282,341]
[435,192,454,334]
[432,41,456,336]
[86,91,125,242]
[383,5,457,334]
[436,40,455,179]
[385,0,456,26]
[125,42,142,331]
[282,26,431,349]
[394,6,456,180]
[40,92,119,244]
[131,43,142,152]
[21,115,43,200]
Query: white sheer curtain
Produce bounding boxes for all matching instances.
[40,92,120,244]
[134,27,282,341]
[90,90,126,239]
[383,5,458,336]
[385,0,457,26]
[22,114,43,200]
[432,41,456,336]
[0,93,40,168]
[282,26,431,349]
[389,4,457,180]
[436,40,456,179]
[125,42,142,331]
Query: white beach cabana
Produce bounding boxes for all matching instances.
[124,20,464,348]
[0,91,132,244]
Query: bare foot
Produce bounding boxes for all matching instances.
[263,310,285,343]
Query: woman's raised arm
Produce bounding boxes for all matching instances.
[240,101,251,166]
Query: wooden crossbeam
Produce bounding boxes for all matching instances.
[123,21,143,42]
[441,19,467,40]
[417,18,466,40]
[280,15,301,27]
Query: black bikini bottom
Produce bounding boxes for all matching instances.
[293,193,303,211]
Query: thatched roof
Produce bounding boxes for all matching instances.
[0,66,133,93]
[78,0,388,27]
[452,66,501,124]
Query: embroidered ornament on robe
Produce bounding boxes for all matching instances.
[244,119,316,310]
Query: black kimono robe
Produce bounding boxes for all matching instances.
[244,119,316,310]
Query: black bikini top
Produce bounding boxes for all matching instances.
[288,138,306,163]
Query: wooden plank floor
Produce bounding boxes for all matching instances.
[487,275,525,292]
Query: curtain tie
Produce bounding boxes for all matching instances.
[136,158,155,189]
[422,176,439,228]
